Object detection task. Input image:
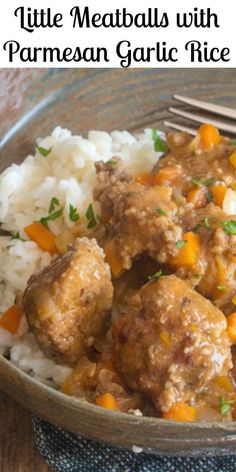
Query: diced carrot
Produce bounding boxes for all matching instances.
[211,185,227,208]
[136,172,154,186]
[229,150,236,169]
[187,187,208,208]
[163,402,196,422]
[216,375,235,393]
[170,232,200,267]
[104,239,124,278]
[227,312,236,343]
[153,166,181,186]
[24,222,58,255]
[0,304,23,334]
[96,393,118,410]
[198,124,221,150]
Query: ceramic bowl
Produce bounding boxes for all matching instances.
[1,68,236,456]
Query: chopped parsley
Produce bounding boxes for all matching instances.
[220,220,236,235]
[217,285,227,291]
[230,139,236,146]
[195,218,211,231]
[151,128,167,153]
[40,208,64,228]
[219,396,235,416]
[36,144,52,157]
[192,177,215,187]
[194,273,203,279]
[204,217,211,229]
[176,239,187,249]
[148,270,163,281]
[107,159,117,166]
[206,193,213,202]
[69,204,80,223]
[86,203,97,229]
[49,197,60,213]
[156,207,167,216]
[10,231,25,241]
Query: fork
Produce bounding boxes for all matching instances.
[163,95,236,136]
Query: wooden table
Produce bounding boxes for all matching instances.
[0,391,50,472]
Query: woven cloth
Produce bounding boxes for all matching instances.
[32,416,236,472]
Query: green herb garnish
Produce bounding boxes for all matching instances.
[148,270,163,281]
[192,178,215,187]
[86,203,97,229]
[217,285,227,291]
[10,231,25,241]
[230,139,236,146]
[219,396,235,416]
[151,129,167,153]
[49,197,60,213]
[176,239,187,249]
[220,220,236,235]
[206,193,213,202]
[204,217,211,229]
[107,159,117,166]
[69,204,80,223]
[194,273,202,279]
[156,207,167,216]
[36,145,52,157]
[152,128,158,142]
[40,208,64,228]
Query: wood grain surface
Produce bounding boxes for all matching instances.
[0,391,50,472]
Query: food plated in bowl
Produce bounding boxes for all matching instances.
[2,69,236,456]
[1,121,236,428]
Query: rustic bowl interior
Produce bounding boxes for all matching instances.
[1,68,236,456]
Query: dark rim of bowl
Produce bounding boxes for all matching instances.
[1,353,236,433]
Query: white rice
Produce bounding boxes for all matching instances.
[0,126,162,387]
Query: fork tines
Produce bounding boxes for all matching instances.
[164,94,236,136]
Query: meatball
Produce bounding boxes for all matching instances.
[23,237,113,365]
[113,275,232,413]
[95,160,181,274]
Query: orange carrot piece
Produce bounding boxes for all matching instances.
[24,222,58,255]
[104,239,124,278]
[0,304,23,334]
[136,172,154,186]
[153,166,181,186]
[163,402,196,422]
[170,232,200,267]
[187,187,208,208]
[96,393,118,410]
[227,312,236,343]
[211,185,227,208]
[198,124,221,150]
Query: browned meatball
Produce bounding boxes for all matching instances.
[113,275,232,413]
[95,161,182,275]
[23,237,113,365]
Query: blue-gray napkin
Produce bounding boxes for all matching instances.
[32,416,236,472]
